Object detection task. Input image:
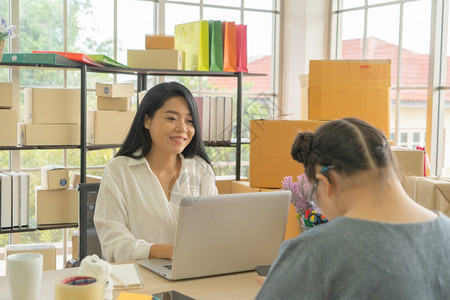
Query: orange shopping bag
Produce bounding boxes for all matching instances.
[222,21,237,72]
[235,24,248,73]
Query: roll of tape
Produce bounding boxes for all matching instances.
[55,276,104,300]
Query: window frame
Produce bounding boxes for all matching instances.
[329,0,449,176]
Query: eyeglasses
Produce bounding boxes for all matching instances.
[307,165,335,212]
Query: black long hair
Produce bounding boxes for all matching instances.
[115,81,211,165]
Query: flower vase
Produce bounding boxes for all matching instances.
[0,40,5,62]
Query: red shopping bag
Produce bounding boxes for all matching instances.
[235,24,248,73]
[416,146,430,176]
[222,21,237,72]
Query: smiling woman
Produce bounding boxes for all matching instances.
[144,96,195,158]
[94,82,218,263]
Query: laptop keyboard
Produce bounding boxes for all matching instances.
[163,264,172,270]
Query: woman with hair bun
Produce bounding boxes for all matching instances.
[256,117,450,299]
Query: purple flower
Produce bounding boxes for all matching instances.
[281,173,316,216]
[0,16,18,41]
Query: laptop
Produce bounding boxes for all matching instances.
[137,191,291,280]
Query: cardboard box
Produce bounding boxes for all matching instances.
[215,175,236,194]
[232,180,262,193]
[35,186,78,225]
[0,82,13,108]
[19,124,80,146]
[308,60,391,135]
[249,119,327,188]
[24,87,80,124]
[145,34,175,50]
[41,166,69,190]
[6,243,57,271]
[299,75,308,120]
[0,109,17,146]
[391,147,425,177]
[403,176,450,216]
[88,110,135,145]
[95,82,134,98]
[70,172,102,187]
[232,180,280,193]
[231,181,299,239]
[72,230,79,260]
[127,49,184,70]
[97,96,131,111]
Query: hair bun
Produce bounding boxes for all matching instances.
[291,132,314,164]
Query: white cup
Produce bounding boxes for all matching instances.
[7,252,43,300]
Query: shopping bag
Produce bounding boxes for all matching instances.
[174,20,209,71]
[235,24,248,73]
[209,20,223,71]
[222,21,237,72]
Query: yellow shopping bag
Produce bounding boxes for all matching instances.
[174,20,209,71]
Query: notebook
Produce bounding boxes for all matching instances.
[111,263,144,289]
[137,191,291,280]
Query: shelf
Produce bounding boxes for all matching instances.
[204,138,250,147]
[0,60,81,70]
[0,223,78,234]
[0,145,81,151]
[0,225,37,234]
[0,60,266,78]
[37,223,78,230]
[0,141,250,151]
[0,58,263,234]
[87,65,266,77]
[0,145,120,151]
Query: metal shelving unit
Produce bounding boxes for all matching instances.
[0,59,265,233]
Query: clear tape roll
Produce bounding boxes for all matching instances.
[78,254,113,300]
[54,276,104,300]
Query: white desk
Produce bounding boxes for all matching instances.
[0,264,261,299]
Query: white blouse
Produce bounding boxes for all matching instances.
[94,153,218,262]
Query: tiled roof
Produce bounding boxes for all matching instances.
[207,56,272,93]
[343,37,445,102]
[208,37,449,102]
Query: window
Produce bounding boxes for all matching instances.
[330,0,446,174]
[0,0,280,273]
[413,132,421,143]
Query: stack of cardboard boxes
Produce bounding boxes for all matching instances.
[239,60,433,238]
[127,35,184,70]
[20,87,80,146]
[247,60,392,191]
[307,60,391,135]
[88,83,136,145]
[247,119,328,238]
[0,82,17,147]
[35,166,78,226]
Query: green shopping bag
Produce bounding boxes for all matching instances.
[208,20,223,71]
[174,20,209,71]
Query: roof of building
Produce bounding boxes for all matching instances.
[208,37,449,102]
[207,56,272,94]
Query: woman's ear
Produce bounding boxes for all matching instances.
[316,173,333,197]
[144,115,151,130]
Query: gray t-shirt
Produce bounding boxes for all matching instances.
[256,213,450,299]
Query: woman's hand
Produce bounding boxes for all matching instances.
[256,276,267,286]
[149,244,174,259]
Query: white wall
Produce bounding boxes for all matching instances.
[281,0,329,119]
